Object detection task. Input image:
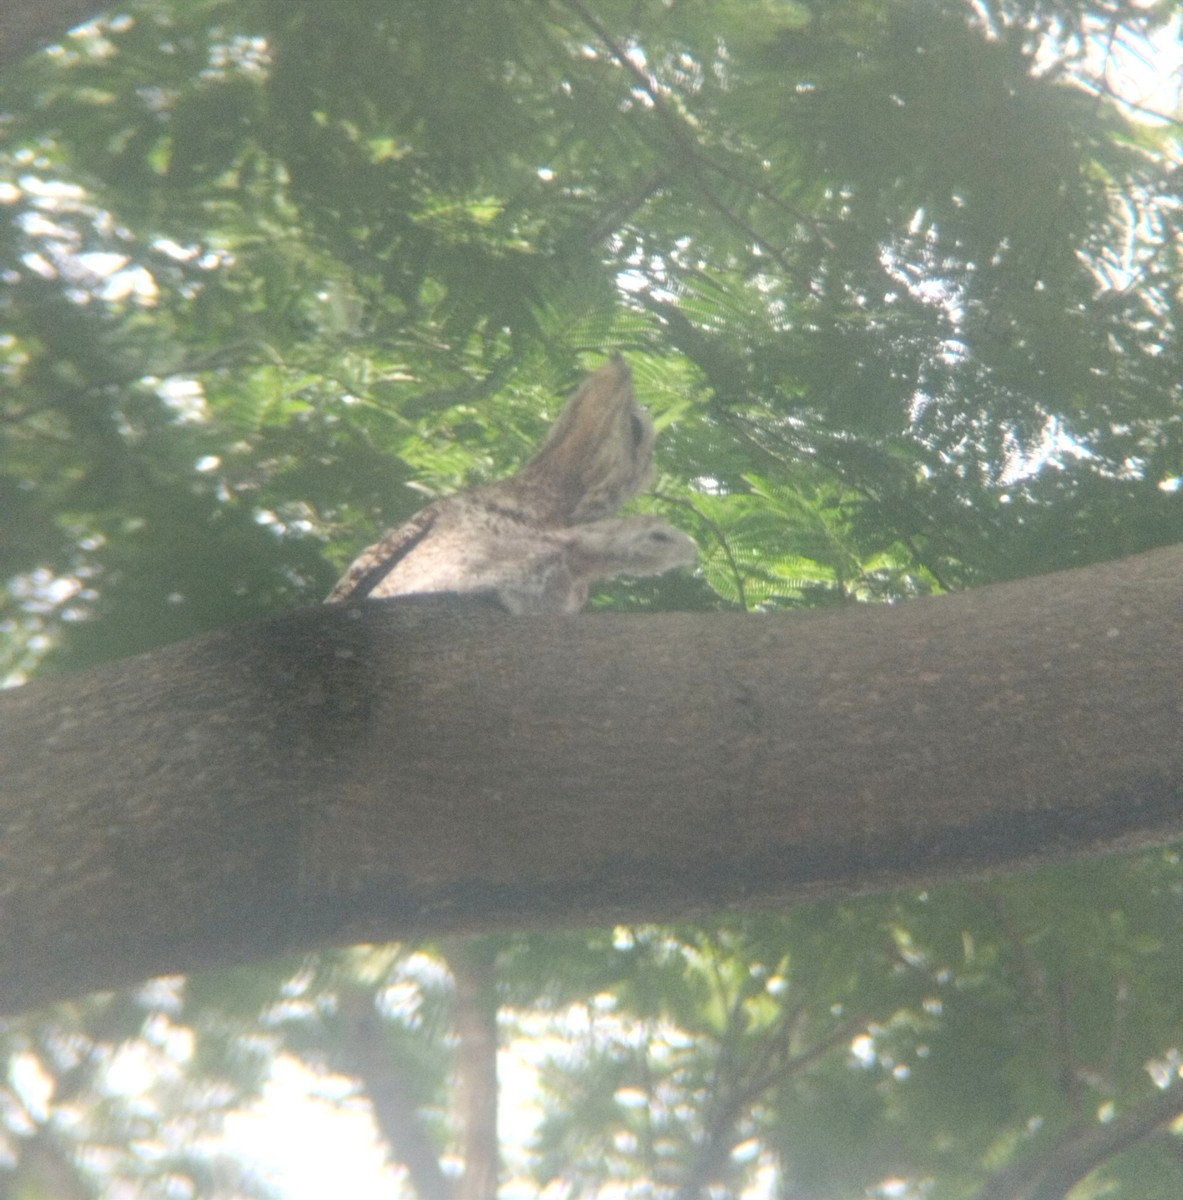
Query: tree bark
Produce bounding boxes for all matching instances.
[445,938,501,1200]
[2,544,1183,1014]
[0,0,107,73]
[337,984,456,1200]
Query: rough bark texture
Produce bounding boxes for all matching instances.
[2,544,1183,1014]
[0,0,106,73]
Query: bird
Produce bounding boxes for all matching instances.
[326,355,697,613]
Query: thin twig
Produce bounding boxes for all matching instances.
[564,0,833,276]
[659,491,750,611]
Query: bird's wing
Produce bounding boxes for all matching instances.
[325,506,439,602]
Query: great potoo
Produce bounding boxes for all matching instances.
[326,356,697,613]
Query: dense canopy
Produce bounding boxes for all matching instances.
[3,1,1183,1197]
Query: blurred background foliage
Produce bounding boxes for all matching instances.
[3,0,1183,1196]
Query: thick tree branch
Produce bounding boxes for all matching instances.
[2,545,1183,1014]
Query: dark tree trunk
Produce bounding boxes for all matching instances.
[445,938,501,1200]
[337,985,457,1200]
[2,545,1183,1013]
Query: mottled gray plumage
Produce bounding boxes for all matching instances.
[326,356,697,612]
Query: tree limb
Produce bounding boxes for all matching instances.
[974,1075,1183,1200]
[2,544,1183,1014]
[444,938,500,1200]
[337,984,456,1200]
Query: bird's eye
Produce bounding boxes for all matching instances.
[629,412,646,448]
[650,529,673,542]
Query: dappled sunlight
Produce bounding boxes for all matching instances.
[4,0,1183,1195]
